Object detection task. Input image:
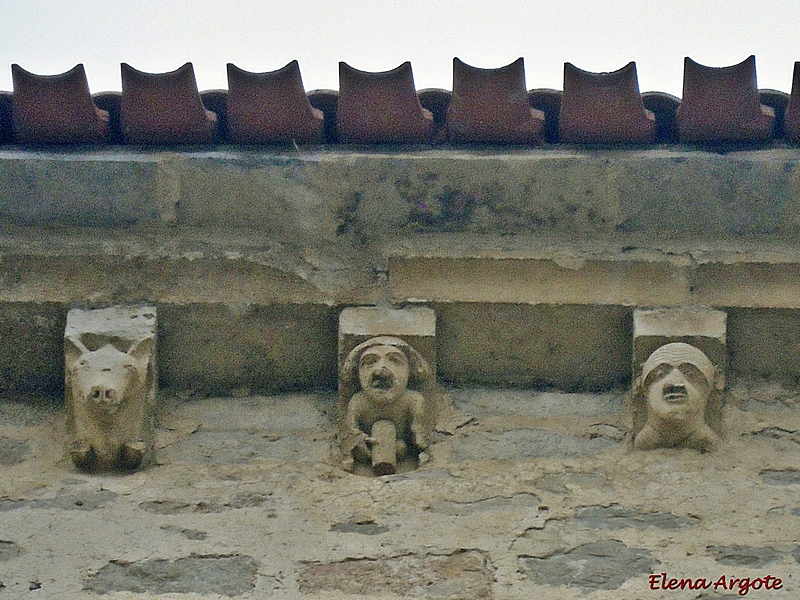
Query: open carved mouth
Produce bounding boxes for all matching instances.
[662,384,687,403]
[369,370,395,391]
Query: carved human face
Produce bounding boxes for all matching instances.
[358,344,409,404]
[643,360,710,423]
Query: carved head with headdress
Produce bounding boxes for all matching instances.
[340,336,432,404]
[633,342,724,448]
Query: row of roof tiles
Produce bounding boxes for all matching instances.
[2,56,800,146]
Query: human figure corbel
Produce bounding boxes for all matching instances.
[338,336,434,475]
[633,342,722,451]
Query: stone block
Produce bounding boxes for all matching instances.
[693,262,800,309]
[727,308,800,382]
[632,308,726,451]
[633,307,727,376]
[64,306,157,471]
[436,303,632,391]
[0,302,65,396]
[0,153,159,227]
[158,303,337,394]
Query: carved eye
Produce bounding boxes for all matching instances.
[360,354,378,368]
[387,351,407,366]
[678,363,708,388]
[643,363,672,387]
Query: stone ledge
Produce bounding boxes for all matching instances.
[3,148,800,237]
[0,226,382,305]
[388,233,800,309]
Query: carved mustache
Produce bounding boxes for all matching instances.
[662,383,687,402]
[369,368,395,390]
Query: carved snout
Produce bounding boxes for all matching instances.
[88,385,121,412]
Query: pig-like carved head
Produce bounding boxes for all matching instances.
[65,337,152,418]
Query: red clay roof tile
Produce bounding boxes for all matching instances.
[337,61,433,144]
[227,61,323,145]
[447,57,543,144]
[677,56,773,144]
[11,64,108,144]
[559,62,655,144]
[121,62,217,145]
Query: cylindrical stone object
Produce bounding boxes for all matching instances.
[371,420,397,475]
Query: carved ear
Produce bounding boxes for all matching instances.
[64,335,90,369]
[340,346,361,384]
[405,344,431,385]
[713,368,725,391]
[127,337,153,371]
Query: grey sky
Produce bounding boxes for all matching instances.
[3,1,800,96]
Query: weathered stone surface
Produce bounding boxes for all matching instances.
[161,430,330,465]
[0,437,28,465]
[83,555,258,596]
[0,227,381,306]
[0,491,117,511]
[158,394,331,465]
[761,469,800,485]
[1,227,800,395]
[618,152,791,235]
[519,540,657,590]
[2,388,800,599]
[451,428,617,461]
[0,152,159,227]
[330,520,390,535]
[158,303,337,394]
[0,303,64,396]
[390,254,689,306]
[0,541,23,561]
[436,303,631,390]
[728,309,800,381]
[693,263,800,309]
[160,525,208,540]
[751,426,800,444]
[139,493,273,515]
[4,149,800,237]
[575,505,699,529]
[298,550,493,598]
[388,234,800,309]
[429,492,540,516]
[452,388,622,417]
[708,545,785,568]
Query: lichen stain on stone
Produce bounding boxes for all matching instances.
[83,554,258,596]
[519,540,657,591]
